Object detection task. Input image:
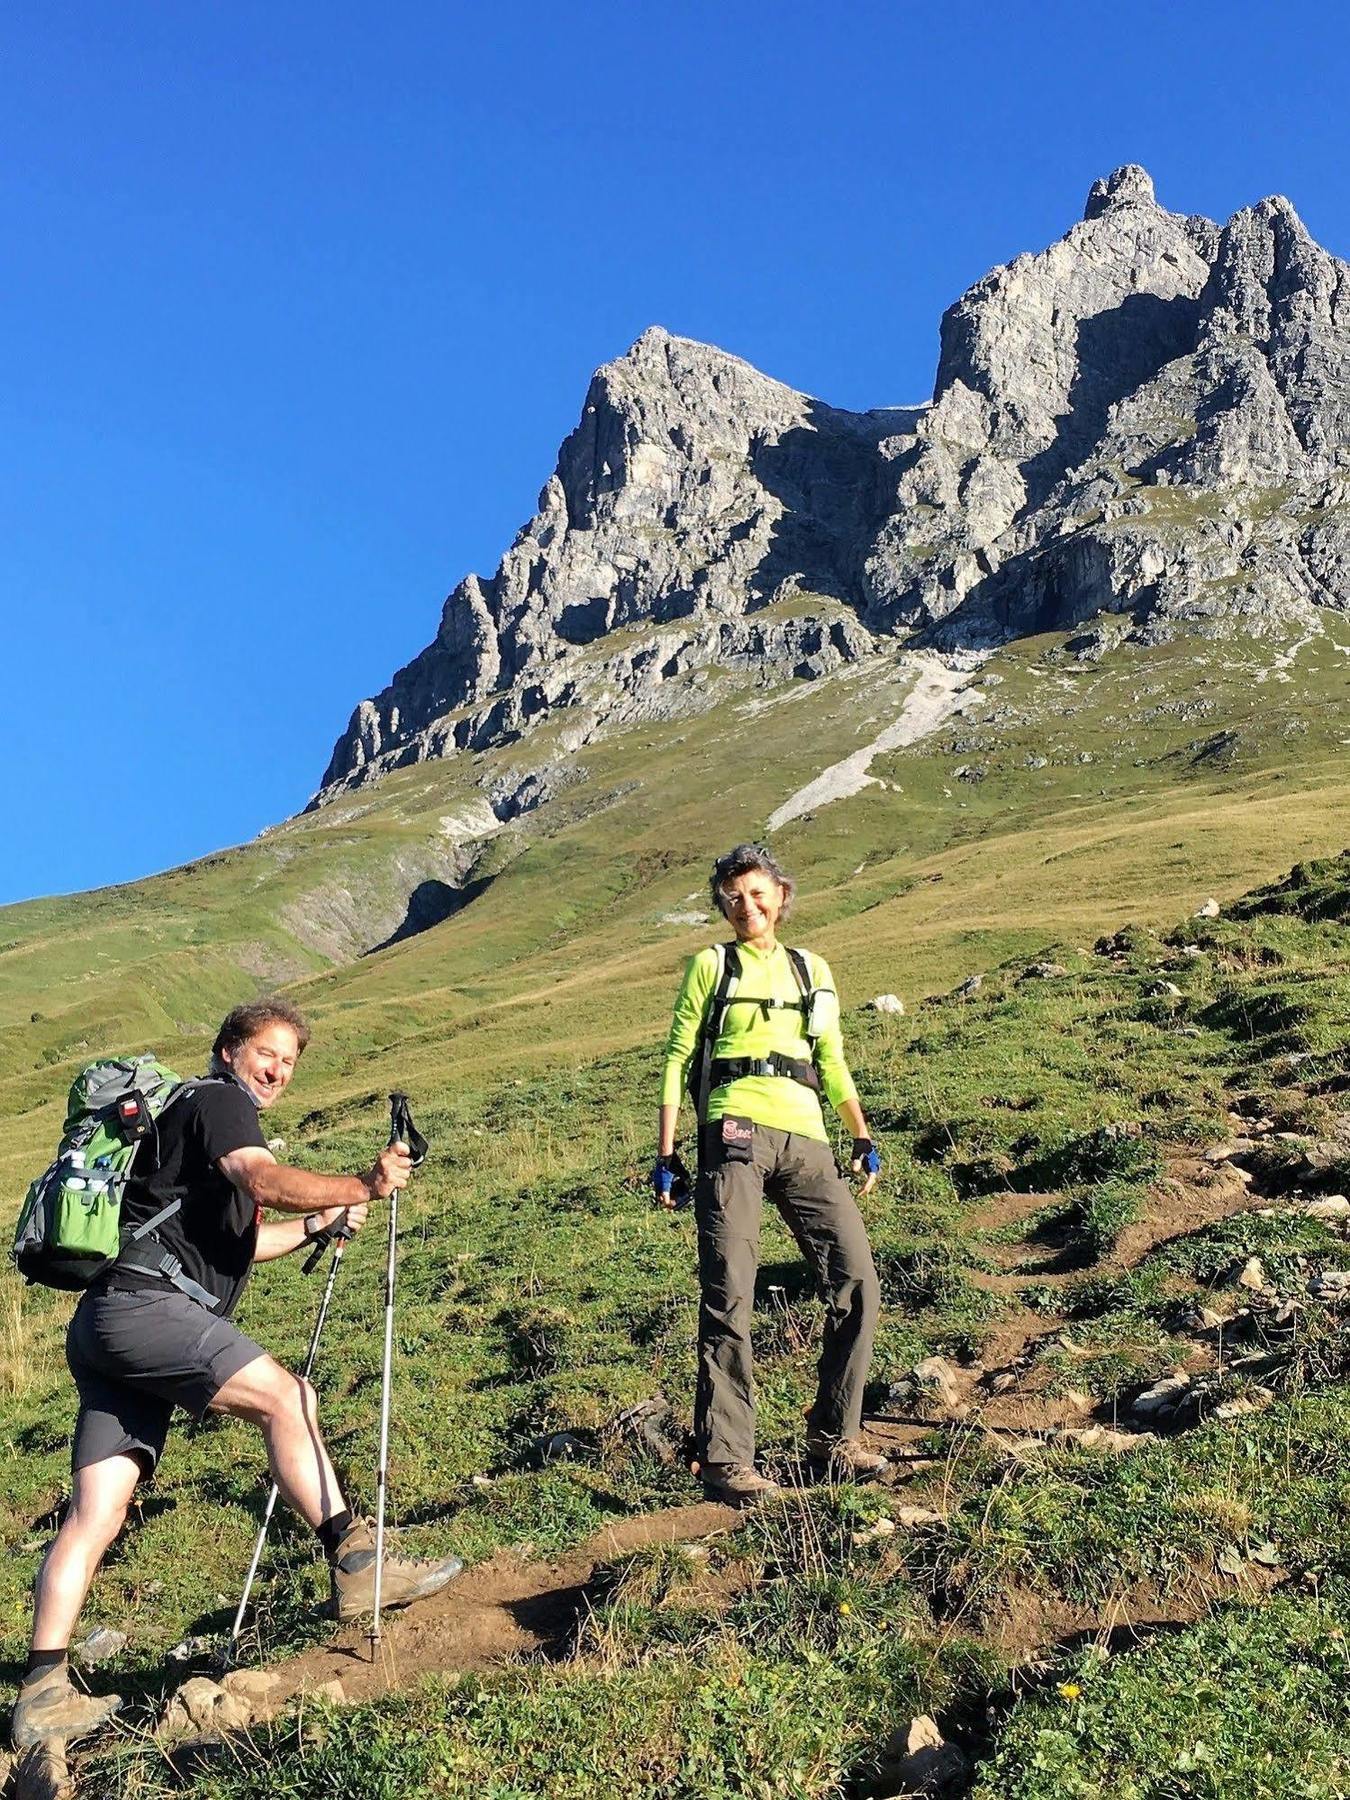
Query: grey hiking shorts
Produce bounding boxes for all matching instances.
[66,1286,265,1475]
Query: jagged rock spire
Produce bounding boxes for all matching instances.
[315,170,1350,803]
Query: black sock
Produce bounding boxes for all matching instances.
[316,1509,355,1565]
[23,1648,67,1686]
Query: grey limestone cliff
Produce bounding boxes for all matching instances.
[316,167,1350,801]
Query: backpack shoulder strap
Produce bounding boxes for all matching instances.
[784,946,812,1001]
[692,942,742,1125]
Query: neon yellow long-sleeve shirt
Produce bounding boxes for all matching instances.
[660,940,858,1142]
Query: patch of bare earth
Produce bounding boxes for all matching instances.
[268,1501,740,1705]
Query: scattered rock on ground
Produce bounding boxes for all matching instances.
[1146,980,1183,998]
[852,1515,898,1546]
[1132,1370,1192,1416]
[893,1505,946,1528]
[1309,1269,1350,1303]
[73,1626,127,1669]
[1192,1306,1232,1330]
[1302,1195,1350,1221]
[869,993,906,1014]
[1060,1424,1154,1454]
[159,1677,253,1742]
[951,974,984,999]
[877,1714,969,1797]
[605,1397,684,1466]
[1195,898,1221,918]
[1021,961,1069,980]
[1238,1256,1269,1291]
[911,1356,968,1415]
[220,1669,280,1707]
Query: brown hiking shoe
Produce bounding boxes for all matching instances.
[805,1435,891,1481]
[700,1462,782,1507]
[11,1664,122,1751]
[330,1519,464,1622]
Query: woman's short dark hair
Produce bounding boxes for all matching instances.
[710,843,796,920]
[212,997,311,1069]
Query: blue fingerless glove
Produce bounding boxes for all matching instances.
[652,1151,692,1207]
[851,1138,881,1177]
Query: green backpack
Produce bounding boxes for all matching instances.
[12,1054,187,1292]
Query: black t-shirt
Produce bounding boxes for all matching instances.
[109,1076,268,1317]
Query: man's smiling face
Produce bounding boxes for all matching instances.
[221,1022,301,1108]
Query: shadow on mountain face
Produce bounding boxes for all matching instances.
[1018,290,1202,510]
[747,401,894,615]
[365,875,492,955]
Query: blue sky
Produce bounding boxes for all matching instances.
[3,0,1347,904]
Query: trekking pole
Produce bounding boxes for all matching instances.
[225,1211,354,1665]
[369,1091,428,1662]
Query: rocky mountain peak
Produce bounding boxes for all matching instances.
[314,170,1350,805]
[1084,163,1157,218]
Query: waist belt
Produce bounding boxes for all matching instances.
[710,1053,821,1093]
[113,1248,221,1311]
[109,1195,221,1311]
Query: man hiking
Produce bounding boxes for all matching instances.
[12,998,462,1753]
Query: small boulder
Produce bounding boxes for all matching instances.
[73,1626,127,1669]
[1132,1371,1191,1416]
[1195,898,1221,919]
[1022,961,1069,980]
[1302,1195,1350,1221]
[159,1677,251,1742]
[869,993,905,1015]
[1238,1256,1269,1292]
[912,1356,967,1415]
[877,1714,969,1796]
[851,1515,898,1546]
[893,1505,946,1528]
[220,1669,280,1708]
[1309,1269,1350,1303]
[1193,1306,1231,1330]
[952,974,984,999]
[1146,980,1183,998]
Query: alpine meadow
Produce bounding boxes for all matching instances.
[4,166,1350,1798]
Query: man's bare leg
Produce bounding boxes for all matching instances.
[31,1453,143,1652]
[208,1352,345,1526]
[13,1456,140,1749]
[210,1351,462,1620]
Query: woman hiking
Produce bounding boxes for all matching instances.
[655,843,885,1506]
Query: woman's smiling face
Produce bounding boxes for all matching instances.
[720,871,786,944]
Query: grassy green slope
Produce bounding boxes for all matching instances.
[19,847,1344,1799]
[2,620,1350,1794]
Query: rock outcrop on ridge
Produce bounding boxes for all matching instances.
[316,166,1350,801]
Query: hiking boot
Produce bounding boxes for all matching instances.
[330,1519,464,1622]
[11,1664,122,1751]
[700,1462,782,1507]
[805,1434,891,1481]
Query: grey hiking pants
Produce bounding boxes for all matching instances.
[694,1121,881,1467]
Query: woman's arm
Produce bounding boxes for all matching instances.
[810,955,879,1196]
[658,951,718,1142]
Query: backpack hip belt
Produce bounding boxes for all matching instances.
[710,1052,821,1093]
